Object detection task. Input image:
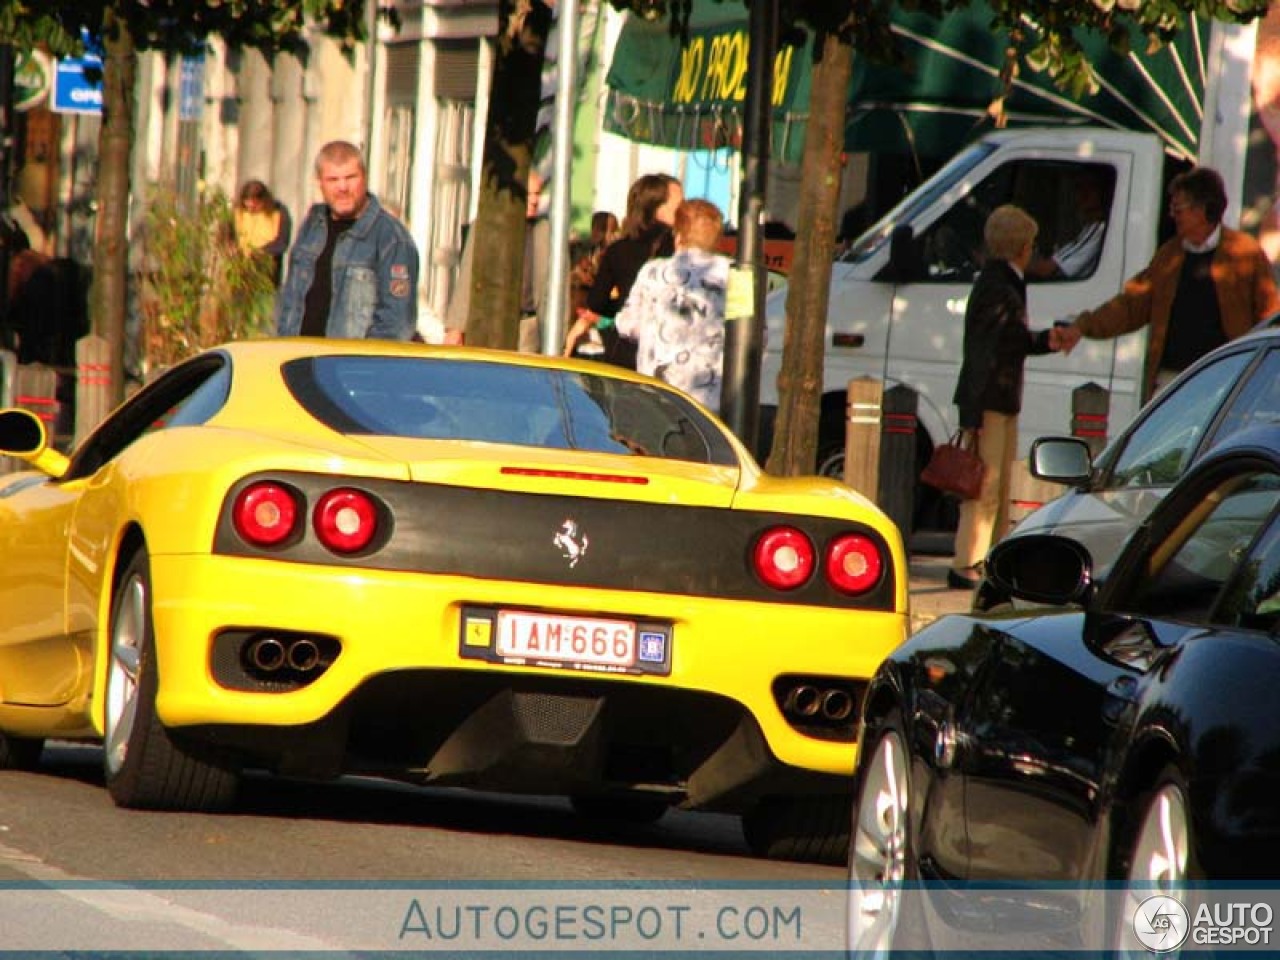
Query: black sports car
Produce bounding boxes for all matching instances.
[848,427,1280,954]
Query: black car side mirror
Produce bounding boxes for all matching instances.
[985,534,1095,607]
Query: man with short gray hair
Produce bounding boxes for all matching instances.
[275,140,419,340]
[1057,166,1280,400]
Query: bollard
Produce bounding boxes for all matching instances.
[0,350,15,474]
[1071,381,1110,457]
[0,349,14,408]
[877,384,918,537]
[76,335,112,447]
[843,377,882,503]
[14,363,60,429]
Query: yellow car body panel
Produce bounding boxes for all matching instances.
[144,552,906,777]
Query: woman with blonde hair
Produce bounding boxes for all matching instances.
[234,180,292,286]
[948,204,1066,589]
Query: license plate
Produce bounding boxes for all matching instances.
[496,611,636,669]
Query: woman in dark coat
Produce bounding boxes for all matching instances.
[949,204,1064,589]
[564,173,683,367]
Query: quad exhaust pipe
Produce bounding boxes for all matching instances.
[784,685,822,717]
[247,636,287,672]
[781,681,856,722]
[246,635,324,674]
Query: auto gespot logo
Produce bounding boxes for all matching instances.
[1133,895,1274,951]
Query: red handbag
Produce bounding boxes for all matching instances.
[920,430,984,500]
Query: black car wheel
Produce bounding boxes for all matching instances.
[847,712,925,956]
[103,547,238,811]
[0,733,43,771]
[743,794,848,864]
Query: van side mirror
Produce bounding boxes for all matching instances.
[888,225,921,282]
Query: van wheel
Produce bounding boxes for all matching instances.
[103,547,238,811]
[743,795,848,864]
[815,442,845,480]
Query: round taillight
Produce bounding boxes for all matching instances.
[826,534,883,594]
[232,482,299,547]
[313,488,379,554]
[752,526,815,591]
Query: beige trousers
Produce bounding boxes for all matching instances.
[952,410,1018,572]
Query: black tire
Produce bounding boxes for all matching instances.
[913,430,959,534]
[742,794,849,864]
[815,438,846,481]
[571,792,669,824]
[819,419,959,536]
[103,547,238,811]
[0,733,43,771]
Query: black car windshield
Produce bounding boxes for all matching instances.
[281,355,738,466]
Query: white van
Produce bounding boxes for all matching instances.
[760,127,1169,526]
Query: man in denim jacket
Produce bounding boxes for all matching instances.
[275,141,419,340]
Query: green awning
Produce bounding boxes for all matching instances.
[604,1,1214,164]
[603,3,813,164]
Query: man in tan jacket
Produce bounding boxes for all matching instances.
[1058,167,1280,402]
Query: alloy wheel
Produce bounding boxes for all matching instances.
[1129,783,1190,891]
[848,728,909,958]
[1118,779,1192,958]
[104,573,146,777]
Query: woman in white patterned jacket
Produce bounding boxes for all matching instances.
[615,198,729,413]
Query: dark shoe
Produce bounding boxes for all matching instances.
[947,569,980,590]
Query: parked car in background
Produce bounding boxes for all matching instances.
[975,318,1280,611]
[0,339,908,863]
[848,430,1280,954]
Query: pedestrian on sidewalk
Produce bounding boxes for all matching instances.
[275,140,419,341]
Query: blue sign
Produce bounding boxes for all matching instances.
[52,53,102,115]
[179,56,204,122]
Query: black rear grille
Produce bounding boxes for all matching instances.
[512,692,603,743]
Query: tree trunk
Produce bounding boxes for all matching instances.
[764,30,852,477]
[90,8,136,406]
[466,0,552,349]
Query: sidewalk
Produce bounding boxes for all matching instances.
[906,531,975,634]
[908,552,975,633]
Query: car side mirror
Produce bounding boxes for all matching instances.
[0,407,69,478]
[1030,436,1092,485]
[888,225,921,283]
[985,534,1094,606]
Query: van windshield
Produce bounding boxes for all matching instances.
[840,141,999,265]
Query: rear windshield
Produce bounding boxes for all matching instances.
[281,356,739,466]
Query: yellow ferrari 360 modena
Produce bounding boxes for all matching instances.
[0,339,907,862]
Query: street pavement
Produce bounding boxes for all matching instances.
[907,530,975,634]
[908,551,975,633]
